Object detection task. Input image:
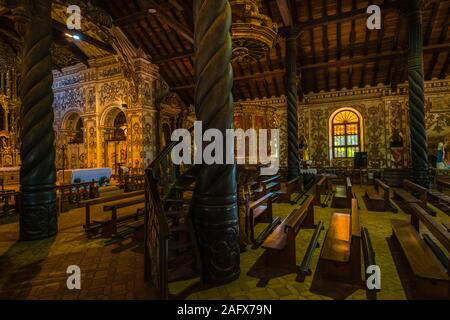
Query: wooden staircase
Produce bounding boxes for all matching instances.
[163,166,200,283]
[144,129,201,299]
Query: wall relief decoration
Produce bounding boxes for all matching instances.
[54,88,84,112]
[100,80,129,107]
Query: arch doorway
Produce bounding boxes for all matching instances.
[61,112,85,169]
[103,108,128,175]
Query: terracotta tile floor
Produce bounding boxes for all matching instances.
[0,203,157,300]
[0,185,448,300]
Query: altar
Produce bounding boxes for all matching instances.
[0,167,20,185]
[57,168,112,184]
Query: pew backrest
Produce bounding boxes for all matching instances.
[346,177,353,207]
[249,191,273,210]
[404,179,427,206]
[374,178,390,202]
[81,190,145,207]
[409,203,450,254]
[351,199,361,239]
[285,195,314,234]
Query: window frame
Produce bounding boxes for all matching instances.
[331,110,361,159]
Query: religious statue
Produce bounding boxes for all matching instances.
[0,136,8,150]
[436,142,449,170]
[390,129,403,148]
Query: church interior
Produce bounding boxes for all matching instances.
[0,0,450,301]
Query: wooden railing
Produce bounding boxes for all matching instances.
[56,180,99,212]
[144,127,194,299]
[124,174,145,192]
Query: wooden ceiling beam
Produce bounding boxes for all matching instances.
[52,19,115,54]
[152,51,194,64]
[297,2,397,31]
[170,42,450,91]
[0,6,10,16]
[114,1,194,44]
[276,0,293,27]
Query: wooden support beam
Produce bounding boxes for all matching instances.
[298,3,397,31]
[0,6,10,16]
[52,20,115,54]
[170,42,450,91]
[114,1,194,44]
[276,0,293,27]
[153,50,194,63]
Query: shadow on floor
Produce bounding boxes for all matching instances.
[386,236,418,300]
[309,259,363,300]
[0,235,56,299]
[246,251,297,286]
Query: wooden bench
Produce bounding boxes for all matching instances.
[103,198,145,236]
[57,180,99,212]
[365,179,390,212]
[124,174,145,192]
[262,195,315,271]
[443,221,450,233]
[277,176,303,203]
[436,178,450,193]
[0,190,18,215]
[391,202,450,299]
[319,199,361,283]
[331,177,352,209]
[313,175,328,206]
[428,189,450,214]
[255,175,281,199]
[392,179,427,211]
[81,190,145,234]
[248,192,274,242]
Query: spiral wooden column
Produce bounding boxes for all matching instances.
[285,30,300,180]
[408,1,429,188]
[17,0,57,240]
[193,0,240,284]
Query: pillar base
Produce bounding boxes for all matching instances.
[412,167,430,189]
[19,188,57,241]
[193,196,240,285]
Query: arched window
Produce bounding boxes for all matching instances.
[331,109,362,158]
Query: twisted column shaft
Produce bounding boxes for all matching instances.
[408,1,429,188]
[286,31,300,180]
[193,0,239,284]
[17,0,57,240]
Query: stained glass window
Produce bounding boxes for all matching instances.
[332,110,361,158]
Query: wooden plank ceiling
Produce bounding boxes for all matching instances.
[2,0,450,105]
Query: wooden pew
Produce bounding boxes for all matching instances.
[248,192,273,242]
[391,203,450,299]
[392,179,427,210]
[443,221,450,233]
[57,180,99,212]
[0,190,18,215]
[365,179,390,212]
[262,195,315,271]
[319,199,362,283]
[254,175,281,199]
[314,175,328,206]
[428,188,450,214]
[103,198,145,236]
[277,176,303,203]
[331,177,352,209]
[124,174,145,192]
[81,190,145,235]
[436,178,450,193]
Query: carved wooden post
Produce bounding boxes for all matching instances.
[285,30,300,179]
[408,0,429,188]
[193,0,240,284]
[15,0,58,240]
